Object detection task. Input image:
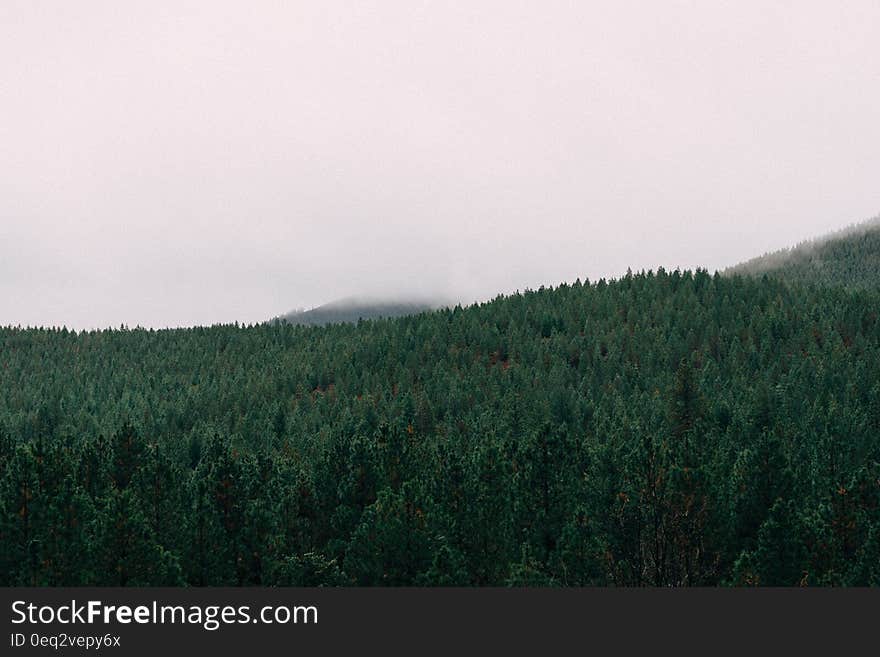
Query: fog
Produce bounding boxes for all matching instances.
[2,1,879,329]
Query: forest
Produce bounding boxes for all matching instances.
[1,227,879,586]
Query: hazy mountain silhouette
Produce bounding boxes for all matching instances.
[273,296,446,326]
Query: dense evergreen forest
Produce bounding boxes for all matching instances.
[2,228,880,586]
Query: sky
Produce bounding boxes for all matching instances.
[1,1,879,329]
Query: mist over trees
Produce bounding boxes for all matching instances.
[273,296,442,327]
[726,214,880,289]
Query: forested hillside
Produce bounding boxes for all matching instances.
[275,297,440,326]
[725,216,880,288]
[2,267,879,586]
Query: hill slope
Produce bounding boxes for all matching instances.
[2,269,880,587]
[725,214,880,288]
[274,296,441,326]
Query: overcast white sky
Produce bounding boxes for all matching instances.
[2,1,879,328]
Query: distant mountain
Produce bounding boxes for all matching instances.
[273,296,444,326]
[725,214,880,289]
